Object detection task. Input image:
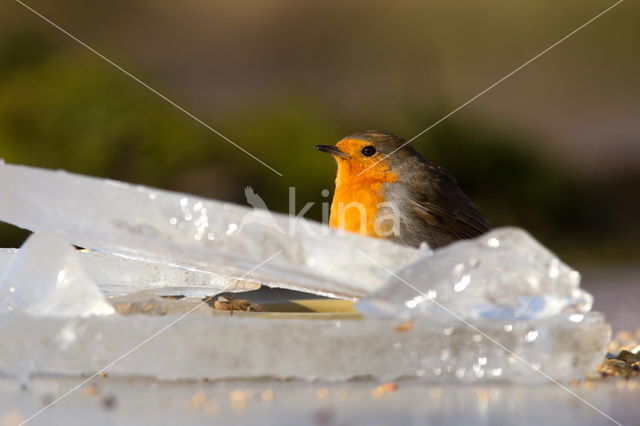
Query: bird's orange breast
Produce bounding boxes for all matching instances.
[329,158,399,238]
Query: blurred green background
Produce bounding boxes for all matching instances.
[0,0,638,266]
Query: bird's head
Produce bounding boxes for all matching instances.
[315,130,418,181]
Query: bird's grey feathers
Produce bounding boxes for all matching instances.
[347,130,490,248]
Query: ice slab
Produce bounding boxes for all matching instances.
[360,228,594,321]
[0,162,424,300]
[0,311,610,382]
[79,251,262,297]
[0,249,261,297]
[0,232,114,317]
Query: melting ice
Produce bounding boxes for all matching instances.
[0,232,114,317]
[0,162,611,382]
[0,162,423,300]
[359,228,594,321]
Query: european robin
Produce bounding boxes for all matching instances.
[315,130,490,249]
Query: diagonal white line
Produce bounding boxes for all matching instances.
[19,250,283,426]
[357,0,624,177]
[357,250,622,426]
[13,0,284,177]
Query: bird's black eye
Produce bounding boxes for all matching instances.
[361,146,376,157]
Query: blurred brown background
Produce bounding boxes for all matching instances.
[0,0,638,267]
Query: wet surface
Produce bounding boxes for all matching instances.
[0,376,637,426]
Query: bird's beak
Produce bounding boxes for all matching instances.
[314,145,350,159]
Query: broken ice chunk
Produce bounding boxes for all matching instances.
[0,249,16,272]
[0,311,610,382]
[359,228,594,320]
[0,249,260,297]
[0,162,422,300]
[0,232,114,317]
[79,251,262,297]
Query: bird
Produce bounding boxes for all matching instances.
[315,130,490,249]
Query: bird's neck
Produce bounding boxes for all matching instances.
[329,163,398,237]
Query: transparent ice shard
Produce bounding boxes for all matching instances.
[359,228,594,320]
[0,311,610,382]
[0,232,114,317]
[78,251,261,297]
[0,248,16,272]
[0,249,260,297]
[0,162,423,300]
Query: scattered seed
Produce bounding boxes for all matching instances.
[596,329,640,379]
[83,384,99,397]
[394,321,413,332]
[230,389,249,411]
[371,382,397,399]
[315,387,329,400]
[260,389,274,401]
[187,391,207,411]
[617,350,640,364]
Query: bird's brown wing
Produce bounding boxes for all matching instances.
[410,163,490,241]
